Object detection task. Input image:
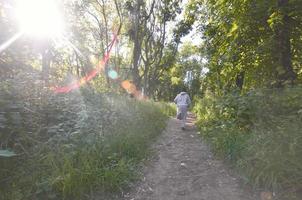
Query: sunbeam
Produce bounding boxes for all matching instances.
[0,32,23,54]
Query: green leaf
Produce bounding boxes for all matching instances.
[0,150,17,157]
[228,22,238,37]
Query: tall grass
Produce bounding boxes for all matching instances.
[154,102,177,117]
[0,88,169,200]
[194,87,302,199]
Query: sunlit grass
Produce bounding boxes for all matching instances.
[194,87,302,199]
[0,88,169,199]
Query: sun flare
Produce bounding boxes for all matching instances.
[16,0,64,38]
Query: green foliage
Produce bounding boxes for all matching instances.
[194,90,252,161]
[154,102,177,117]
[48,100,166,199]
[194,87,302,199]
[0,80,168,199]
[176,0,302,95]
[156,42,204,101]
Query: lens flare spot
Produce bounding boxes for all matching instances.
[108,70,118,80]
[121,80,130,90]
[79,78,86,85]
[121,80,136,93]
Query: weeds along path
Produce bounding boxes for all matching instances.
[123,114,257,200]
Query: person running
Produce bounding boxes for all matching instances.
[174,91,191,130]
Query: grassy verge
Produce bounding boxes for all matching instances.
[194,87,302,199]
[154,102,177,117]
[0,88,169,200]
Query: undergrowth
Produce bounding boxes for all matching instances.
[0,76,170,200]
[194,86,302,199]
[155,102,176,117]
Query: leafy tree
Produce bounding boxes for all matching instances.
[173,0,302,95]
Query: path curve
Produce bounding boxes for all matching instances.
[124,114,258,200]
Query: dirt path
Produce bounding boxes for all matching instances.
[124,114,258,200]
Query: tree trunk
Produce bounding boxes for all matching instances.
[100,0,111,87]
[275,0,296,86]
[236,71,245,90]
[131,0,143,88]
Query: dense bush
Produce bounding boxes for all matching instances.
[194,87,302,199]
[0,73,170,199]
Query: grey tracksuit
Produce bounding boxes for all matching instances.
[174,92,191,128]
